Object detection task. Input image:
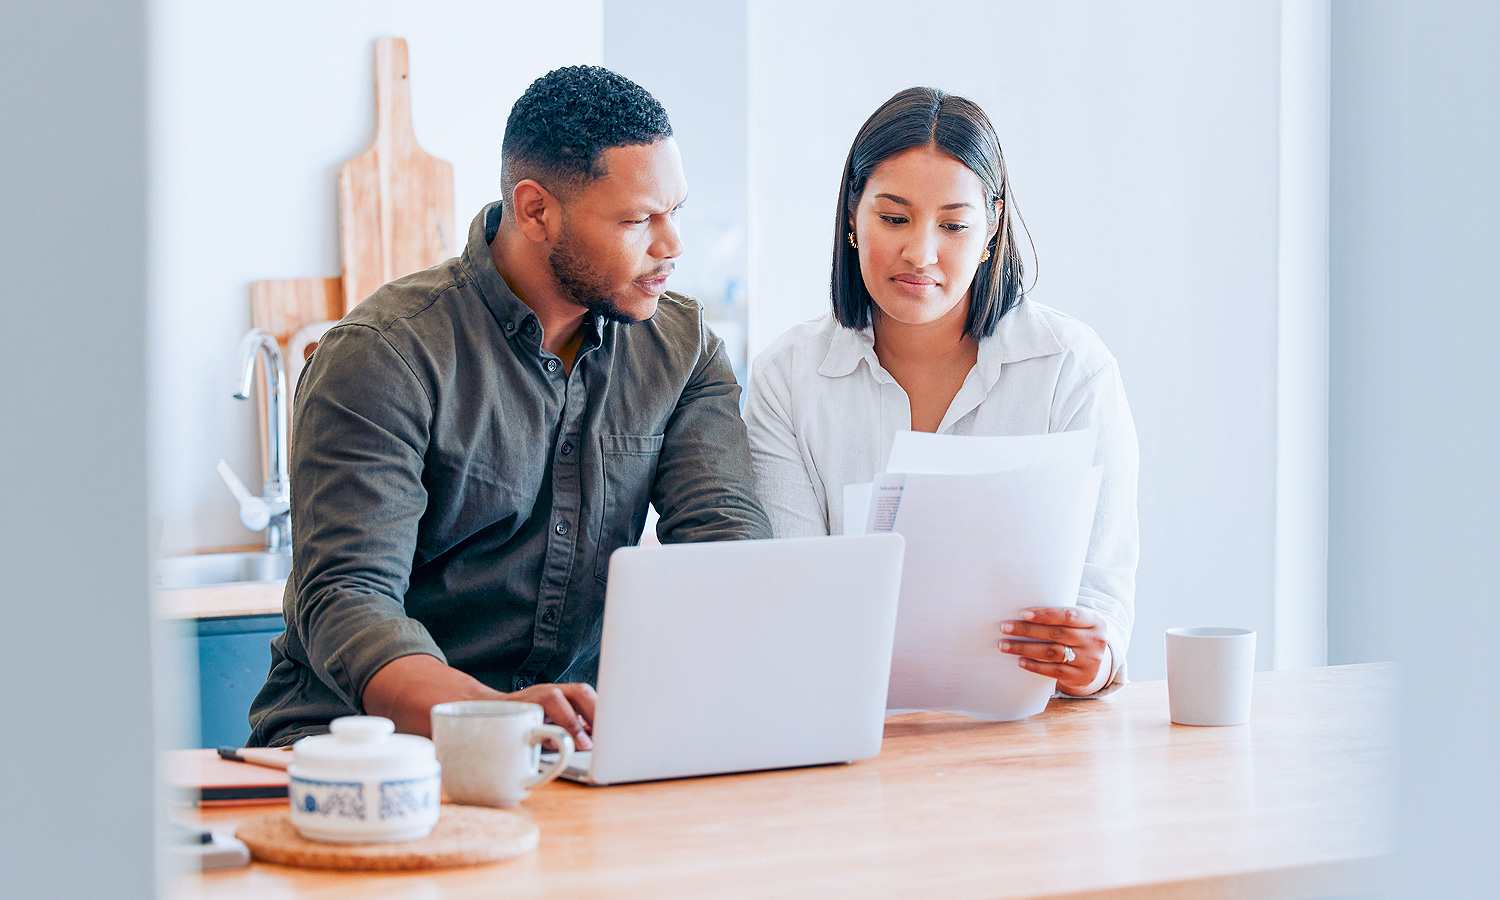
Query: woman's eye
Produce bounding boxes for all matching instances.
[942,223,970,232]
[879,215,907,225]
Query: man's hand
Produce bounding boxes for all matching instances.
[998,606,1114,696]
[505,683,597,750]
[361,654,596,749]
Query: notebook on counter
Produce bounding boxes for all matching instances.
[163,748,289,807]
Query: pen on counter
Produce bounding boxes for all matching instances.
[217,745,293,770]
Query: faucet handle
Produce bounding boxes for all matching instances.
[217,458,279,532]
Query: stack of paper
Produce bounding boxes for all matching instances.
[844,430,1102,721]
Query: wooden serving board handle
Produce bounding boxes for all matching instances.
[337,37,457,314]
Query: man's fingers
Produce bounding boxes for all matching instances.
[525,685,593,750]
[559,682,598,726]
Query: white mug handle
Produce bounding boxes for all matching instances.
[524,725,574,790]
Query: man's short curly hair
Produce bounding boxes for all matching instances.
[500,66,672,214]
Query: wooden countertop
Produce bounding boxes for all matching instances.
[178,663,1393,900]
[154,545,285,620]
[155,582,285,620]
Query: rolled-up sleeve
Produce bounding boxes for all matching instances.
[1055,358,1139,691]
[287,324,444,708]
[651,321,772,544]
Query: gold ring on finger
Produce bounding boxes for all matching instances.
[1061,645,1076,664]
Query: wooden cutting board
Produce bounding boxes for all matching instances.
[246,36,457,462]
[338,36,457,313]
[249,277,344,346]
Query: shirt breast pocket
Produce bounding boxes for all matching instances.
[594,433,665,581]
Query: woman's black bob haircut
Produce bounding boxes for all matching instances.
[831,87,1025,339]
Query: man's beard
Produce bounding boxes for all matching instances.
[549,227,665,325]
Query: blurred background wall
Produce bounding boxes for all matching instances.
[1328,1,1500,895]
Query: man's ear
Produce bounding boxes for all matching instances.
[511,179,560,244]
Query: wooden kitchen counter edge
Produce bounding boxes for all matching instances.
[180,664,1394,900]
[155,581,285,620]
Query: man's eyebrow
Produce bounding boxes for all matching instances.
[627,194,688,217]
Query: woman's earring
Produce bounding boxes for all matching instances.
[980,247,992,263]
[847,231,858,249]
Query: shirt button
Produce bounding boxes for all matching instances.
[545,358,559,373]
[524,320,536,335]
[542,608,557,624]
[560,441,573,456]
[515,676,532,689]
[555,521,569,536]
[504,322,516,334]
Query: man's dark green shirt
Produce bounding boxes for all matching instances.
[248,203,771,746]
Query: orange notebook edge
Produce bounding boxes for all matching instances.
[162,748,289,808]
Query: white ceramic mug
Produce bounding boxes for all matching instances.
[1165,627,1257,726]
[430,701,574,807]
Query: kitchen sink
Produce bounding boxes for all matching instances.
[155,551,293,589]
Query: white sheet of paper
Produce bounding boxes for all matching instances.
[886,428,1097,475]
[842,482,873,535]
[864,475,907,535]
[881,464,1103,721]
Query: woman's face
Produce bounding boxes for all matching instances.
[853,145,997,330]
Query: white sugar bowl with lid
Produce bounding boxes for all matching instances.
[287,715,441,843]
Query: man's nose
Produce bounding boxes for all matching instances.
[652,216,684,260]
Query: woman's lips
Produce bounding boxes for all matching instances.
[892,274,938,294]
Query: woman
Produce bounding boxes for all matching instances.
[743,87,1138,697]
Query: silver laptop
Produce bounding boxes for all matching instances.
[555,533,904,786]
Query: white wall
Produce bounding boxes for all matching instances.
[749,0,1288,680]
[1274,0,1331,670]
[603,0,751,374]
[149,0,604,554]
[1,1,155,896]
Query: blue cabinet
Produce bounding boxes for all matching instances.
[194,614,284,748]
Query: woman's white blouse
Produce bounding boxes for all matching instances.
[743,299,1139,689]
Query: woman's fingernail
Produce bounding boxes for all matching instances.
[1022,610,1036,620]
[1000,641,1012,652]
[1001,622,1015,633]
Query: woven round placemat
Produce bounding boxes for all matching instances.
[235,805,539,871]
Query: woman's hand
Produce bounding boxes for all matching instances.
[999,606,1113,696]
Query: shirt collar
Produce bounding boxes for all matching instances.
[463,201,606,346]
[816,298,1064,385]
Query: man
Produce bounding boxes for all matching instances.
[248,66,771,749]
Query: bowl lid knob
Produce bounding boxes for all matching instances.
[329,715,395,743]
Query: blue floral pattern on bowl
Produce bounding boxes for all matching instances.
[379,775,439,820]
[289,777,365,819]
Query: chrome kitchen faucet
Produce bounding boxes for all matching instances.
[218,328,292,554]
